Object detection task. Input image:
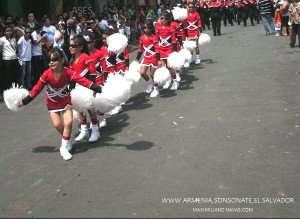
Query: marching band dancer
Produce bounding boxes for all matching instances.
[236,0,247,27]
[208,0,223,36]
[247,0,256,26]
[198,0,211,30]
[69,35,101,143]
[227,0,235,26]
[136,21,160,97]
[18,48,102,161]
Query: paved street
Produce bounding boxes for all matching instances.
[0,23,299,218]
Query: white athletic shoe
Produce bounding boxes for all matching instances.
[184,62,190,68]
[88,127,101,143]
[195,58,201,65]
[60,146,72,161]
[163,79,172,89]
[170,80,179,90]
[75,129,89,142]
[176,72,181,82]
[66,141,72,152]
[109,105,123,116]
[150,87,159,97]
[99,118,107,128]
[145,81,153,93]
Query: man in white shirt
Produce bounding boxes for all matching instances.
[18,27,32,89]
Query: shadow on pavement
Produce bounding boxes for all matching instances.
[201,58,217,64]
[31,146,58,153]
[124,92,153,112]
[179,74,199,91]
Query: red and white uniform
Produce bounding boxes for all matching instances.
[172,20,187,41]
[171,20,188,51]
[29,68,93,112]
[70,53,96,79]
[115,47,129,74]
[138,34,159,67]
[155,24,176,59]
[89,48,105,86]
[186,11,202,39]
[99,45,116,74]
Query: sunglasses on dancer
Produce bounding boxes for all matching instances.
[69,44,80,48]
[49,57,60,62]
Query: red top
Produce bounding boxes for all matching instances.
[186,11,202,38]
[155,24,176,48]
[89,48,105,85]
[30,67,93,110]
[70,53,96,77]
[100,45,116,74]
[116,47,129,71]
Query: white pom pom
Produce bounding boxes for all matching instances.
[73,109,81,121]
[171,7,188,21]
[198,33,211,46]
[101,73,131,106]
[93,94,116,114]
[124,70,141,85]
[124,60,141,84]
[71,84,94,112]
[4,83,29,112]
[178,48,192,62]
[154,67,171,86]
[167,52,185,70]
[107,33,128,54]
[183,40,197,51]
[129,60,141,73]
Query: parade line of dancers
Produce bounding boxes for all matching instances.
[4,2,211,161]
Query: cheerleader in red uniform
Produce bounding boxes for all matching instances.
[18,49,102,161]
[69,35,100,143]
[99,28,124,116]
[100,29,117,78]
[186,2,202,64]
[84,32,108,128]
[171,10,188,82]
[108,43,130,115]
[156,11,178,90]
[136,21,160,97]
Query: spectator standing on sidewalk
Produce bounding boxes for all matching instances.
[0,25,20,91]
[258,0,277,35]
[288,0,300,47]
[27,13,35,30]
[18,26,33,89]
